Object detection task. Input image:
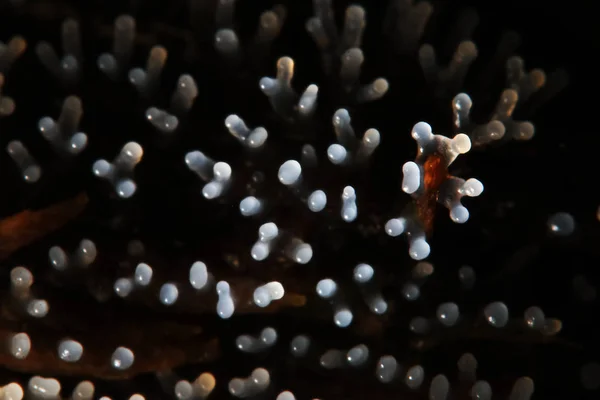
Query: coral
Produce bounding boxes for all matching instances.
[0,0,597,399]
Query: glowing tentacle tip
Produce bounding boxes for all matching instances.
[327,144,348,165]
[290,241,313,264]
[202,162,232,199]
[128,46,167,96]
[316,278,337,299]
[402,161,421,194]
[342,5,366,48]
[239,196,263,216]
[405,365,425,389]
[72,381,95,400]
[189,261,209,290]
[0,94,15,117]
[27,299,49,318]
[259,222,279,242]
[358,77,389,103]
[259,76,278,96]
[450,205,469,224]
[470,381,492,400]
[6,140,42,183]
[193,373,216,398]
[580,363,600,391]
[252,222,278,260]
[308,190,327,212]
[276,391,296,400]
[228,368,270,398]
[10,266,33,289]
[524,306,545,330]
[320,349,344,369]
[134,263,153,286]
[360,128,380,155]
[290,335,310,357]
[340,47,364,85]
[97,15,136,78]
[547,212,575,236]
[10,333,31,360]
[127,240,144,257]
[459,265,476,289]
[174,380,193,400]
[385,218,406,236]
[0,383,24,400]
[376,355,398,383]
[214,28,239,56]
[370,295,388,314]
[458,353,478,381]
[411,121,434,144]
[251,242,270,261]
[298,84,319,116]
[253,281,284,308]
[332,109,354,146]
[57,339,84,362]
[97,53,117,76]
[38,96,87,155]
[171,74,198,113]
[278,160,302,185]
[111,346,134,370]
[402,284,420,301]
[484,301,509,327]
[437,302,460,327]
[265,281,285,300]
[451,133,471,155]
[259,55,301,119]
[76,239,97,266]
[251,367,272,392]
[301,144,318,167]
[216,281,235,319]
[225,114,268,149]
[256,7,284,43]
[509,377,535,400]
[146,107,179,133]
[346,344,369,367]
[410,317,431,335]
[93,141,143,198]
[334,308,353,327]
[159,283,179,306]
[114,278,133,298]
[185,150,213,180]
[409,237,430,260]
[353,263,374,283]
[341,186,357,222]
[429,374,450,400]
[28,377,61,399]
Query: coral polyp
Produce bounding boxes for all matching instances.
[0,0,597,399]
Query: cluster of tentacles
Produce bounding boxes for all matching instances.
[0,0,597,399]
